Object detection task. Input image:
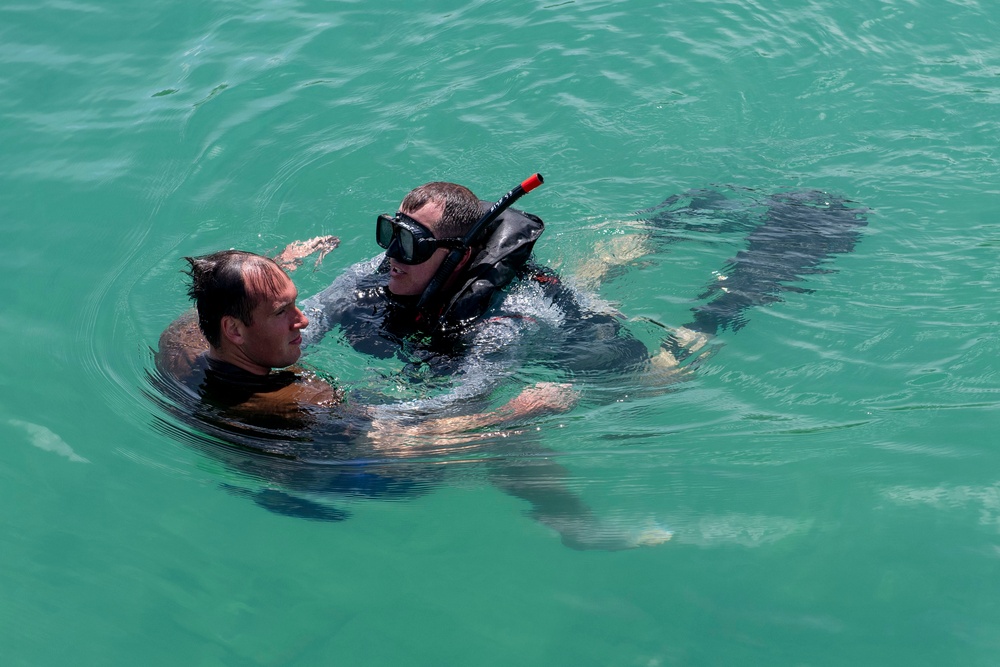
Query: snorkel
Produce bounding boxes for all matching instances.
[415,173,544,327]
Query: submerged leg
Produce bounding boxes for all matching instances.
[574,187,759,289]
[221,484,351,522]
[683,190,868,336]
[487,453,671,550]
[642,187,760,238]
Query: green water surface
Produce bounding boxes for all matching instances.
[2,0,998,664]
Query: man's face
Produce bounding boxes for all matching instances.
[386,200,450,297]
[237,270,309,373]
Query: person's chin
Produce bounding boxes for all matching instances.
[284,345,302,365]
[387,277,416,296]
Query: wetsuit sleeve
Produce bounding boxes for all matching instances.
[299,256,384,348]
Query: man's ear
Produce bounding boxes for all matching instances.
[220,315,245,346]
[456,247,473,272]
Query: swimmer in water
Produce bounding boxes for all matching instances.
[156,181,866,550]
[295,182,867,415]
[156,249,575,432]
[294,181,660,421]
[155,250,669,550]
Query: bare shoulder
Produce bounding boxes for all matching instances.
[156,310,208,380]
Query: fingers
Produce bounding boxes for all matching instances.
[513,382,579,414]
[274,236,340,271]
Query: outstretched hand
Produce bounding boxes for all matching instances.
[275,235,340,271]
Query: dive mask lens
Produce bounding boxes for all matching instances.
[376,214,396,250]
[376,212,465,265]
[400,227,417,261]
[377,213,430,264]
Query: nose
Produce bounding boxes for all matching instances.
[385,235,405,263]
[294,307,309,329]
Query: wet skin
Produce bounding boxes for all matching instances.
[216,270,309,375]
[386,200,451,297]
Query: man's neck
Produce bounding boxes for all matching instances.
[208,347,270,376]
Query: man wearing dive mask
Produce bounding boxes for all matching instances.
[299,181,869,412]
[374,183,477,298]
[376,212,463,267]
[298,180,559,360]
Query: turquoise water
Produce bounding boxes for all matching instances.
[2,0,999,663]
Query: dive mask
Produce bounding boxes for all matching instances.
[376,213,464,265]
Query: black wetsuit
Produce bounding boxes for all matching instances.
[300,255,651,417]
[300,188,867,414]
[653,189,869,336]
[164,352,344,442]
[196,354,298,408]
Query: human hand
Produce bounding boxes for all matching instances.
[275,235,340,271]
[506,382,578,419]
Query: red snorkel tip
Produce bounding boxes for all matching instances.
[521,173,544,193]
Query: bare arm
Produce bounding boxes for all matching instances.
[366,381,578,445]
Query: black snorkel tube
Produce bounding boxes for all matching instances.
[415,173,544,326]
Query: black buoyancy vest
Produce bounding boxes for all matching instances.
[433,203,544,332]
[335,206,545,355]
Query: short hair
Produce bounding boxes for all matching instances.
[184,250,286,348]
[400,182,481,238]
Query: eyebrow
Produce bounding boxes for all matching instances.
[271,292,298,314]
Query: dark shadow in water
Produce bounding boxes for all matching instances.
[144,369,441,524]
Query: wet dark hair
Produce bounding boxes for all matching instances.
[184,250,286,348]
[400,182,481,238]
